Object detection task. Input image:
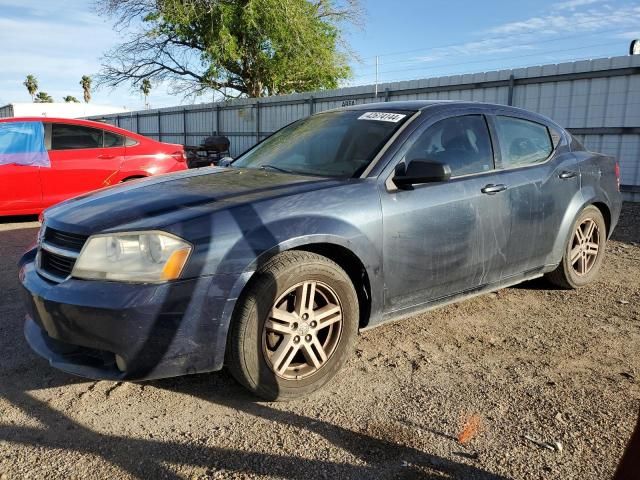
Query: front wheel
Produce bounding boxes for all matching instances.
[226,251,358,401]
[546,205,607,289]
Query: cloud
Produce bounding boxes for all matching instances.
[0,0,177,109]
[486,4,640,36]
[616,31,640,40]
[553,0,602,11]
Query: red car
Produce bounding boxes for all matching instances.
[0,117,187,216]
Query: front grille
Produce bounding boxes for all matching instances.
[40,251,76,279]
[44,228,88,251]
[37,226,87,283]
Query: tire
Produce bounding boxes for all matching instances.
[226,251,359,401]
[546,205,607,289]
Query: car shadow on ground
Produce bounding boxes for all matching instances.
[1,368,509,480]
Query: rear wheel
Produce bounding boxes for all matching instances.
[226,251,358,401]
[546,205,606,289]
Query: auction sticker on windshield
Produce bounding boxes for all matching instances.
[358,112,406,122]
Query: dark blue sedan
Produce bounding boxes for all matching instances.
[19,101,622,400]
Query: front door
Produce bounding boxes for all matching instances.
[380,113,511,314]
[41,122,124,206]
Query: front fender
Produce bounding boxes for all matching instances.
[207,215,383,353]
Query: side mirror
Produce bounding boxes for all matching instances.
[393,159,451,187]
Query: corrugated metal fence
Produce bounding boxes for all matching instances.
[91,55,640,197]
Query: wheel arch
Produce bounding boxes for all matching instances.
[293,243,372,329]
[591,201,611,237]
[547,190,613,267]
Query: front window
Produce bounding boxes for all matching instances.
[404,115,494,177]
[51,124,102,150]
[232,110,413,177]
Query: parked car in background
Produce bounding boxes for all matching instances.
[19,101,622,400]
[0,117,187,216]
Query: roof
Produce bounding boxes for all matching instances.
[0,116,152,141]
[339,100,560,128]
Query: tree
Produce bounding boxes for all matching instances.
[23,75,38,102]
[80,75,92,103]
[63,95,80,103]
[140,78,152,107]
[96,0,360,98]
[34,92,54,103]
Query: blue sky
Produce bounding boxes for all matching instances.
[0,0,639,110]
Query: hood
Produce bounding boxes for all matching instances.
[44,167,344,234]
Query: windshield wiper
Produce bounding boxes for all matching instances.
[260,164,296,174]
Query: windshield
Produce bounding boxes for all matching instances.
[232,110,412,177]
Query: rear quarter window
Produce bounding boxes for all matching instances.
[495,116,553,168]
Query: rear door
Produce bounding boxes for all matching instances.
[41,122,124,206]
[380,111,512,313]
[486,113,580,277]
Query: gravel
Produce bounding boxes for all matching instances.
[0,204,639,479]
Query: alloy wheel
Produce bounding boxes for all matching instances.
[262,280,343,380]
[570,218,600,276]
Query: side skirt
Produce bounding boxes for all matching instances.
[362,267,547,332]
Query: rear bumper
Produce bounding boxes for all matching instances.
[19,251,238,381]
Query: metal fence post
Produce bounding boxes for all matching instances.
[255,101,261,143]
[507,74,515,106]
[384,88,390,102]
[309,96,314,115]
[216,105,221,135]
[135,113,139,133]
[182,108,187,145]
[157,112,162,141]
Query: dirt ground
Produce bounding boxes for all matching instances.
[0,204,638,480]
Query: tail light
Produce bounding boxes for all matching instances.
[615,161,621,191]
[170,150,186,163]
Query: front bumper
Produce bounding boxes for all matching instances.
[19,249,238,381]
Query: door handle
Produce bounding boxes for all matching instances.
[559,170,577,179]
[481,184,507,195]
[97,154,116,159]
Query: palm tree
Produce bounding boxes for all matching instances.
[80,75,92,103]
[34,92,54,103]
[63,95,80,103]
[140,79,152,109]
[23,75,38,102]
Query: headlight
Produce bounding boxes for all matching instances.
[72,231,192,282]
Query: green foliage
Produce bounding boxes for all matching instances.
[34,92,53,103]
[140,78,152,97]
[23,75,38,101]
[98,0,358,98]
[63,95,80,103]
[80,75,92,103]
